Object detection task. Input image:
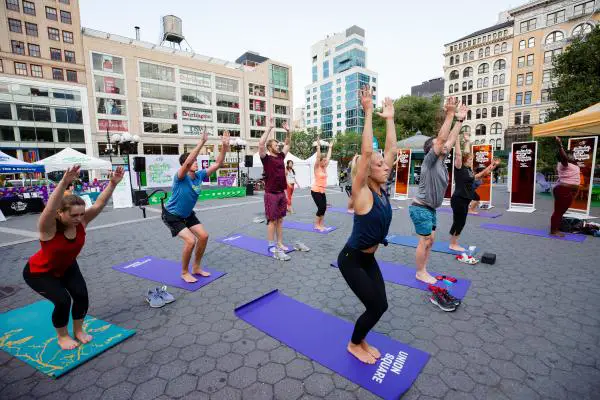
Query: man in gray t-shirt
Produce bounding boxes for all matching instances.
[409,97,467,286]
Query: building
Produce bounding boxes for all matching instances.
[81,28,292,158]
[443,19,514,151]
[0,0,92,162]
[292,105,306,131]
[411,77,444,98]
[304,25,378,137]
[505,0,599,149]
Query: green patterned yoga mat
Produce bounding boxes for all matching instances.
[0,301,135,378]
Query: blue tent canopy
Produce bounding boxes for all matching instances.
[0,150,45,173]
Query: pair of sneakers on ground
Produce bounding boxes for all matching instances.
[428,284,461,312]
[146,286,175,308]
[269,242,310,261]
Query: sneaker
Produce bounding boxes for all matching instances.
[272,248,291,261]
[430,289,456,312]
[146,289,165,308]
[277,243,290,251]
[442,290,461,307]
[269,245,278,254]
[156,286,175,304]
[294,242,311,252]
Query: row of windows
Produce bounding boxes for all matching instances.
[449,76,507,93]
[0,126,82,143]
[0,102,82,124]
[461,122,503,136]
[515,89,553,105]
[449,29,509,52]
[9,41,75,63]
[449,43,508,66]
[5,1,71,22]
[7,18,74,43]
[458,89,506,106]
[449,60,506,80]
[11,61,76,82]
[519,2,595,33]
[473,106,505,119]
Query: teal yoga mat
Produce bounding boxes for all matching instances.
[0,301,135,378]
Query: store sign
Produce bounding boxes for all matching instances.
[98,119,128,132]
[182,108,212,121]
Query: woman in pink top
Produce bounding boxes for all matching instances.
[551,136,581,236]
[311,135,333,231]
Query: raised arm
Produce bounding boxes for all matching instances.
[258,117,274,158]
[376,97,397,168]
[444,103,467,153]
[454,134,464,169]
[206,131,231,176]
[325,139,333,166]
[314,133,322,171]
[83,167,124,225]
[178,131,208,180]
[555,136,568,167]
[282,120,292,156]
[433,97,458,155]
[352,85,374,192]
[38,165,81,235]
[475,159,501,179]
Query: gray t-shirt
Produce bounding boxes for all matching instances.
[415,150,449,209]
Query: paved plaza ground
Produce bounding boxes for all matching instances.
[0,185,599,400]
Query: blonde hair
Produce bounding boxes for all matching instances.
[350,154,371,180]
[266,139,278,150]
[463,152,473,162]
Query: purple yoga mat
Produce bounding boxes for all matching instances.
[216,234,295,256]
[283,220,337,234]
[331,261,470,299]
[236,290,429,400]
[438,207,502,218]
[112,256,226,291]
[480,223,586,242]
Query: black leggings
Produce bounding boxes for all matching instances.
[449,195,471,236]
[23,262,89,328]
[338,246,388,344]
[311,191,327,217]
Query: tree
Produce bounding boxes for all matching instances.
[289,130,315,159]
[331,131,361,167]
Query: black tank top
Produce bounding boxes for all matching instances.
[346,189,393,250]
[453,166,475,200]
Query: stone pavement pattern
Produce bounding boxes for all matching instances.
[0,187,599,400]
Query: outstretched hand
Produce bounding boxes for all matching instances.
[493,158,502,167]
[62,165,81,184]
[359,85,373,113]
[444,96,458,115]
[222,130,231,151]
[455,103,468,121]
[109,166,124,185]
[376,97,395,120]
[554,136,563,146]
[200,130,208,143]
[282,121,290,132]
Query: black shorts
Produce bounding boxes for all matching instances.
[162,208,201,237]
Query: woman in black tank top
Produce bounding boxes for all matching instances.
[337,86,397,365]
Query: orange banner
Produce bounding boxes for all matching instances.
[472,144,493,203]
[394,149,411,198]
[567,136,598,215]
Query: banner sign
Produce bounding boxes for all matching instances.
[144,155,180,188]
[509,141,537,211]
[443,148,454,200]
[98,119,127,132]
[111,164,133,208]
[472,144,493,205]
[182,108,212,122]
[394,149,411,199]
[567,136,598,216]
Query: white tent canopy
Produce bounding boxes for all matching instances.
[35,147,112,173]
[0,150,45,173]
[305,152,339,187]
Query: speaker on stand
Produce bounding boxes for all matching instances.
[244,155,254,195]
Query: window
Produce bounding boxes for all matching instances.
[499,89,505,101]
[248,83,266,97]
[28,43,40,57]
[20,127,53,142]
[50,48,62,61]
[62,31,73,43]
[54,108,82,123]
[516,92,523,105]
[494,44,500,55]
[23,0,35,14]
[463,53,468,62]
[143,122,178,134]
[250,114,266,127]
[514,112,522,125]
[478,63,489,74]
[249,99,266,112]
[274,104,288,115]
[48,27,60,41]
[11,40,25,55]
[216,93,240,109]
[6,0,19,11]
[468,80,473,90]
[475,124,486,136]
[462,82,467,91]
[449,85,454,94]
[8,18,22,33]
[525,72,533,85]
[477,79,482,89]
[478,48,483,58]
[498,106,503,117]
[492,91,498,102]
[499,74,505,84]
[477,93,482,104]
[215,76,239,92]
[544,48,562,64]
[60,0,71,5]
[523,112,531,125]
[92,53,124,74]
[541,89,552,102]
[216,111,240,125]
[491,106,497,117]
[494,60,506,71]
[539,110,549,123]
[483,92,488,103]
[57,129,84,143]
[46,7,58,20]
[573,23,593,37]
[218,128,240,138]
[574,1,595,16]
[25,22,38,36]
[463,67,473,78]
[501,42,507,52]
[493,75,499,86]
[16,104,51,121]
[482,108,488,118]
[98,98,126,115]
[449,57,454,66]
[518,56,525,68]
[139,62,174,82]
[546,31,564,44]
[64,50,75,63]
[520,18,536,33]
[142,102,177,119]
[0,103,12,119]
[15,62,28,76]
[485,47,490,56]
[454,83,459,92]
[0,126,15,141]
[467,110,472,120]
[542,70,552,83]
[467,95,472,105]
[60,10,71,24]
[524,91,532,104]
[546,10,565,25]
[528,37,535,47]
[483,77,489,87]
[469,51,474,60]
[141,82,176,101]
[449,70,459,80]
[52,68,64,80]
[66,70,77,82]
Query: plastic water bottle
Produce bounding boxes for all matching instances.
[468,246,476,257]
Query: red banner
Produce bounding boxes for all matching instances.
[394,149,411,198]
[98,119,128,132]
[568,136,598,215]
[443,148,454,200]
[510,141,537,207]
[472,144,493,203]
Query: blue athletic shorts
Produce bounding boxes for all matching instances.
[409,204,437,236]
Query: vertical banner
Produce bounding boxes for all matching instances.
[111,164,133,208]
[508,141,537,213]
[443,148,454,202]
[567,136,598,216]
[472,144,493,207]
[394,149,411,199]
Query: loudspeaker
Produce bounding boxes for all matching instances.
[133,190,148,206]
[481,252,496,265]
[246,183,254,196]
[244,155,253,167]
[133,156,146,173]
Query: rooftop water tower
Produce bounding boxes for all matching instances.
[160,15,193,50]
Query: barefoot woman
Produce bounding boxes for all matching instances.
[23,165,124,350]
[338,87,397,364]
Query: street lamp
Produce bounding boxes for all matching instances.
[104,132,139,195]
[230,138,247,187]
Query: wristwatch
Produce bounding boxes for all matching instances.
[457,118,465,123]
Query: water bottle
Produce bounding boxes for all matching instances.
[468,246,476,257]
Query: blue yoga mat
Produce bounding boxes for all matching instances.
[0,301,135,378]
[216,234,295,257]
[480,223,586,242]
[331,261,470,299]
[235,290,429,400]
[283,220,337,234]
[386,235,477,255]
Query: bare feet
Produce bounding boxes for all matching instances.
[360,340,381,359]
[316,226,327,232]
[74,330,93,344]
[192,267,211,277]
[550,231,565,237]
[57,335,80,350]
[348,209,355,214]
[449,244,465,252]
[181,272,198,283]
[468,210,479,215]
[416,271,438,284]
[347,342,376,364]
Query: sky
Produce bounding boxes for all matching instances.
[80,0,521,115]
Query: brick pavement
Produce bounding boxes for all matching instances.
[0,186,599,399]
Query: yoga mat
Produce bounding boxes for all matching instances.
[331,261,470,299]
[480,223,586,242]
[438,207,503,218]
[283,220,337,234]
[112,256,226,291]
[235,290,429,400]
[0,301,135,378]
[216,234,295,257]
[328,205,403,214]
[386,235,477,255]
